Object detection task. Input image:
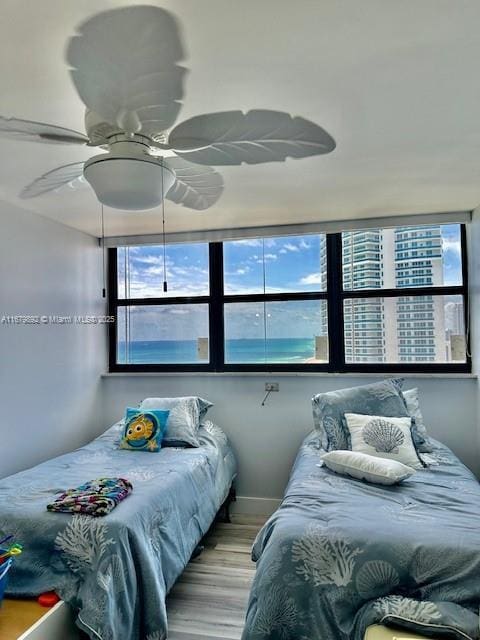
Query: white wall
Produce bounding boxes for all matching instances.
[0,201,107,478]
[102,373,478,503]
[468,209,480,462]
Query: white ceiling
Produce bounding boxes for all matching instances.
[1,0,480,238]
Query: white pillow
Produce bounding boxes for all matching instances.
[321,450,416,485]
[139,396,213,447]
[344,413,423,470]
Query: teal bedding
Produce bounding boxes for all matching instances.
[243,432,480,640]
[0,420,236,640]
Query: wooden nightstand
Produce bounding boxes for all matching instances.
[0,599,80,640]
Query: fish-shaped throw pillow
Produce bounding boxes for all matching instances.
[120,408,170,452]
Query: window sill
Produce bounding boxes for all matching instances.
[102,371,477,379]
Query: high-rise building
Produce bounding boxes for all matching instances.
[342,225,448,363]
[445,300,464,336]
[343,230,385,362]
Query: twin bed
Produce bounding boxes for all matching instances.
[0,418,236,640]
[243,434,480,640]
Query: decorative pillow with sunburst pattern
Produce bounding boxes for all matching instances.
[119,408,170,452]
[344,412,423,469]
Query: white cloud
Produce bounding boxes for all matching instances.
[299,272,323,285]
[235,267,250,275]
[130,255,163,265]
[230,239,262,247]
[264,238,277,248]
[442,237,460,256]
[283,243,299,252]
[279,248,287,254]
[142,266,164,276]
[255,253,277,264]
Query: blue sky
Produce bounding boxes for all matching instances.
[117,234,328,298]
[440,224,462,285]
[118,225,462,298]
[117,225,462,342]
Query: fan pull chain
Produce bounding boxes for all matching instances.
[262,238,267,363]
[161,165,168,293]
[101,203,106,298]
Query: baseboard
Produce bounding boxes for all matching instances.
[231,496,281,516]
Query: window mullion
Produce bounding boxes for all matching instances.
[326,233,345,371]
[108,248,118,372]
[209,243,224,371]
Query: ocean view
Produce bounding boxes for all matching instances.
[118,338,322,364]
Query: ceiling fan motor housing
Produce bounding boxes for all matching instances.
[83,151,176,211]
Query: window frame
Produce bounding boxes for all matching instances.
[108,225,471,374]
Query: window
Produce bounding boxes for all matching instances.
[341,224,468,369]
[113,244,211,368]
[222,236,328,367]
[109,223,470,373]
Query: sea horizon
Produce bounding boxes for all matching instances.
[118,337,324,364]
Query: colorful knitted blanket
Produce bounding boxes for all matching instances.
[47,478,133,517]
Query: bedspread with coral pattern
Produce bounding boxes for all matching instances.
[0,420,236,640]
[242,431,480,640]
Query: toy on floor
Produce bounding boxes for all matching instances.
[37,591,60,608]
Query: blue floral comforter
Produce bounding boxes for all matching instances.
[243,432,480,640]
[0,420,236,640]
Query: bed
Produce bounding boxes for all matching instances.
[242,431,480,640]
[0,419,236,640]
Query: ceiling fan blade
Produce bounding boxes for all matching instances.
[20,162,86,199]
[66,6,187,137]
[164,157,223,211]
[169,110,336,165]
[0,116,88,145]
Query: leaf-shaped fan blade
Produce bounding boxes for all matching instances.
[20,162,86,199]
[169,110,336,165]
[66,6,187,136]
[165,157,223,211]
[0,116,89,145]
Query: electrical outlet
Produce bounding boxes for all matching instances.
[265,382,279,392]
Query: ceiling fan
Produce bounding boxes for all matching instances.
[0,5,336,211]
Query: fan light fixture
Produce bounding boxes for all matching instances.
[83,154,176,211]
[1,6,336,211]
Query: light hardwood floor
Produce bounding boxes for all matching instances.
[166,514,267,640]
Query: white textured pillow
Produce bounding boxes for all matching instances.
[139,396,212,447]
[321,450,416,485]
[344,413,423,470]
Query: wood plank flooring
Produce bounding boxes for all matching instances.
[166,514,267,640]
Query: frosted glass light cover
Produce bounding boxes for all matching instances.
[84,155,175,210]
